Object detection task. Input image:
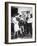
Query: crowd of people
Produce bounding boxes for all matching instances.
[11,11,32,39]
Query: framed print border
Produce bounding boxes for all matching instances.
[5,2,36,44]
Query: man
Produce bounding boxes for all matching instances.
[26,13,32,37]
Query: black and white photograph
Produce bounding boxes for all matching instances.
[5,2,36,44]
[11,7,32,39]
